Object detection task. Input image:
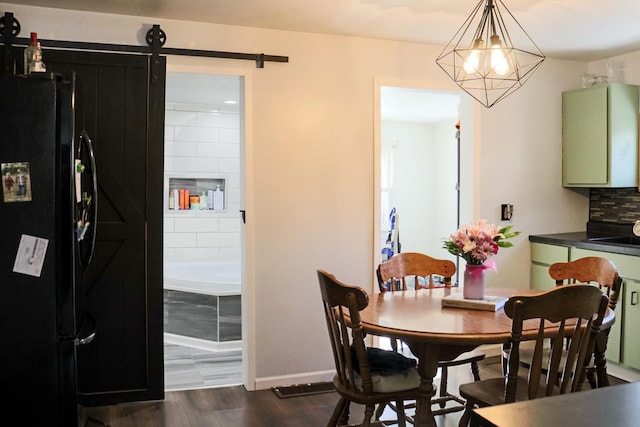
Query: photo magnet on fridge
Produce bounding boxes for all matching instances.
[1,161,33,203]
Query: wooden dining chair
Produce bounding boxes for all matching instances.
[377,251,457,291]
[502,256,622,388]
[458,284,609,427]
[317,269,423,427]
[375,252,485,417]
[550,256,622,387]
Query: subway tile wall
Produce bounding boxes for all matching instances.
[164,103,241,263]
[590,187,640,224]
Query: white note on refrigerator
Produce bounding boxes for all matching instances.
[13,234,49,277]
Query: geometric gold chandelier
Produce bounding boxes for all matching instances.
[435,0,545,108]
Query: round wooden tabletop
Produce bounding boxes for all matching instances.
[358,287,615,346]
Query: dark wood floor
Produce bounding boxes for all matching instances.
[82,356,626,427]
[83,365,472,427]
[85,385,340,427]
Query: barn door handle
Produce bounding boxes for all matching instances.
[239,210,246,224]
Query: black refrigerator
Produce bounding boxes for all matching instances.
[0,73,97,426]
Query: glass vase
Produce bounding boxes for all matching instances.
[463,264,487,300]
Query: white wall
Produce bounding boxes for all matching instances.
[2,3,597,390]
[382,119,458,260]
[431,118,460,257]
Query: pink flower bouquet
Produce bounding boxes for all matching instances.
[443,219,520,267]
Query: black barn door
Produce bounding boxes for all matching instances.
[44,50,165,405]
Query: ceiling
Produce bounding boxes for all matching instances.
[3,0,640,62]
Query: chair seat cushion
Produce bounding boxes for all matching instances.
[356,367,422,393]
[366,347,417,375]
[351,346,417,375]
[349,347,422,393]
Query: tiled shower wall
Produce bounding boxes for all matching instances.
[590,188,640,224]
[163,103,241,263]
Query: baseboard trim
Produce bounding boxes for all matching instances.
[606,362,640,383]
[253,345,639,392]
[252,345,504,391]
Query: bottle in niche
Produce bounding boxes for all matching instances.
[24,32,46,74]
[168,190,175,210]
[207,190,214,210]
[199,191,208,210]
[173,189,179,209]
[179,189,185,209]
[213,185,224,210]
[184,189,190,209]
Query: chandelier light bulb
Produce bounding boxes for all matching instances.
[463,39,484,74]
[490,34,509,76]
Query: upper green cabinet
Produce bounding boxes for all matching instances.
[562,82,639,187]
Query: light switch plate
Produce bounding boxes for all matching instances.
[501,204,513,221]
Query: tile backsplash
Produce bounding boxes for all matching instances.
[590,188,640,224]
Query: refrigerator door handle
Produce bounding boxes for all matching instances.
[77,331,96,346]
[77,130,98,269]
[75,312,97,346]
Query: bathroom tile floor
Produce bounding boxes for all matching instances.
[164,343,243,391]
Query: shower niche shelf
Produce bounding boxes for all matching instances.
[165,174,226,214]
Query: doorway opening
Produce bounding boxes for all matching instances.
[375,83,474,286]
[163,72,244,390]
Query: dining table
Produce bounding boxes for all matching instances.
[357,286,616,427]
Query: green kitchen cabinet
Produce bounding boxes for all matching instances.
[562,82,639,187]
[530,242,569,290]
[622,279,640,369]
[571,247,640,367]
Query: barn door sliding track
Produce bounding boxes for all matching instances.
[1,11,288,75]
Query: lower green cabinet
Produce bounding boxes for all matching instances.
[571,247,640,369]
[530,242,569,290]
[530,244,640,369]
[623,279,640,369]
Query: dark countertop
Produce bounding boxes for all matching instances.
[529,231,640,256]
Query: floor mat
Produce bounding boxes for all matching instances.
[272,382,335,398]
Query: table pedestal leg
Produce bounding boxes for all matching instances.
[411,342,440,427]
